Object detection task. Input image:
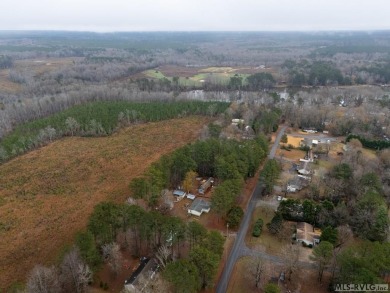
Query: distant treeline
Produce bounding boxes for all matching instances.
[283,60,347,86]
[346,134,390,150]
[363,61,390,84]
[0,100,229,162]
[312,45,390,57]
[283,58,390,86]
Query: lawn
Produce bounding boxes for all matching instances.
[226,257,284,293]
[276,148,305,161]
[0,116,210,290]
[227,256,331,293]
[284,135,303,148]
[246,206,290,255]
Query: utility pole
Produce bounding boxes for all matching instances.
[226,223,229,238]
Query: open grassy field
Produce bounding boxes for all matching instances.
[140,66,272,87]
[0,116,210,290]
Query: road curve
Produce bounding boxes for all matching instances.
[216,126,287,293]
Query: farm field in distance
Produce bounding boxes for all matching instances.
[141,65,276,86]
[0,116,210,290]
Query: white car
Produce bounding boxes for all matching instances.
[277,196,282,201]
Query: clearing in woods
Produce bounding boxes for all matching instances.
[0,116,210,290]
[0,57,81,94]
[140,65,276,87]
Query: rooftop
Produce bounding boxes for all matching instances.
[125,258,158,288]
[173,190,186,197]
[125,257,150,285]
[296,222,321,245]
[189,198,211,213]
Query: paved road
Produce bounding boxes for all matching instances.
[269,126,288,158]
[216,126,287,293]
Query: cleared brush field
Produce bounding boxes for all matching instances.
[0,116,210,290]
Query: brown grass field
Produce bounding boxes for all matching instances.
[0,116,210,290]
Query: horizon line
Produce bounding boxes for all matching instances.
[1,29,390,34]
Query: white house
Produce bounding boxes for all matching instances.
[188,198,211,216]
[231,119,244,126]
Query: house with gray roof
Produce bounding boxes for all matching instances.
[188,198,211,216]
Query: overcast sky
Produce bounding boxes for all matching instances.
[1,0,390,32]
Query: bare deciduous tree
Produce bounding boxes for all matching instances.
[26,265,61,293]
[277,222,294,242]
[60,248,92,293]
[155,244,172,269]
[330,225,353,280]
[102,242,122,276]
[249,256,267,289]
[335,225,353,249]
[281,244,301,281]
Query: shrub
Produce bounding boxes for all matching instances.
[252,218,264,237]
[280,134,288,143]
[299,145,310,152]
